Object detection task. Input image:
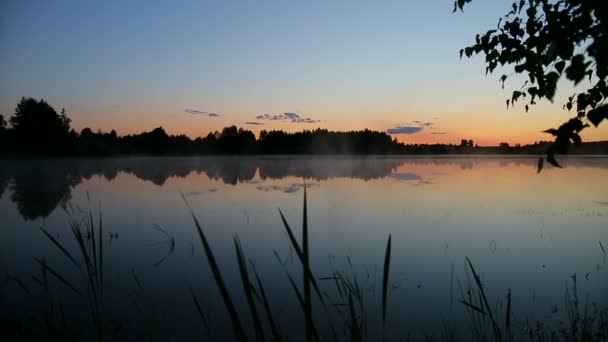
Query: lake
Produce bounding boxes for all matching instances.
[1,156,607,340]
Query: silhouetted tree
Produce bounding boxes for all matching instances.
[460,139,468,147]
[468,139,474,147]
[0,114,6,130]
[456,0,607,168]
[9,97,73,154]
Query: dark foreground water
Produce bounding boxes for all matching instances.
[0,156,607,340]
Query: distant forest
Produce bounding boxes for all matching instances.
[1,97,608,156]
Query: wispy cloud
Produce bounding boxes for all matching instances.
[244,121,264,125]
[185,109,220,117]
[389,172,422,181]
[431,132,447,135]
[386,126,423,134]
[182,188,219,197]
[255,112,320,124]
[256,183,319,193]
[387,120,438,135]
[411,120,435,128]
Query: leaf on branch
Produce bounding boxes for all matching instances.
[542,128,558,136]
[512,91,523,103]
[565,55,589,85]
[554,135,570,154]
[544,72,560,101]
[555,60,566,74]
[547,152,561,168]
[577,93,589,112]
[465,47,473,58]
[587,105,608,127]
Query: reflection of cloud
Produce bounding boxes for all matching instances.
[389,172,422,181]
[256,183,319,193]
[431,132,447,135]
[244,121,264,125]
[387,126,423,134]
[595,201,608,206]
[183,188,219,197]
[185,109,220,117]
[389,172,432,186]
[414,180,433,186]
[255,112,320,124]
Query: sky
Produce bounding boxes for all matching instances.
[1,0,606,146]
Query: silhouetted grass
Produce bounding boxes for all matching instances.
[182,193,248,341]
[7,191,607,341]
[382,234,392,327]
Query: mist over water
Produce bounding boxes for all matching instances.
[1,156,607,340]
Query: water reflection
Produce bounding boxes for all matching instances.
[1,156,606,220]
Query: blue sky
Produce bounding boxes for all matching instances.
[1,0,604,144]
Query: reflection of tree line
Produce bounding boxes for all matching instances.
[2,157,607,220]
[0,158,403,220]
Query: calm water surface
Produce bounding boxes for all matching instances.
[1,156,607,340]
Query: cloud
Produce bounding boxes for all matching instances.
[389,172,422,181]
[296,118,320,123]
[386,120,439,135]
[411,120,435,127]
[255,112,320,124]
[386,126,423,134]
[431,132,447,135]
[256,183,319,193]
[185,109,220,117]
[183,188,219,197]
[244,121,264,125]
[389,173,432,186]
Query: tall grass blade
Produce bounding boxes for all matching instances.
[182,193,247,341]
[458,299,486,315]
[250,261,281,342]
[33,257,81,296]
[278,209,304,260]
[98,212,103,302]
[189,287,209,330]
[7,274,32,296]
[301,185,313,342]
[287,272,305,308]
[279,208,325,306]
[234,236,265,341]
[505,288,511,341]
[465,257,501,342]
[89,210,99,290]
[382,234,392,326]
[348,293,362,342]
[131,268,143,290]
[39,227,81,271]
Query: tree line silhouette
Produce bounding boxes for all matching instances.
[1,97,607,156]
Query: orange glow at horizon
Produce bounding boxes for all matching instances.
[69,109,608,147]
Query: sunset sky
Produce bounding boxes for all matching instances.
[1,0,606,146]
